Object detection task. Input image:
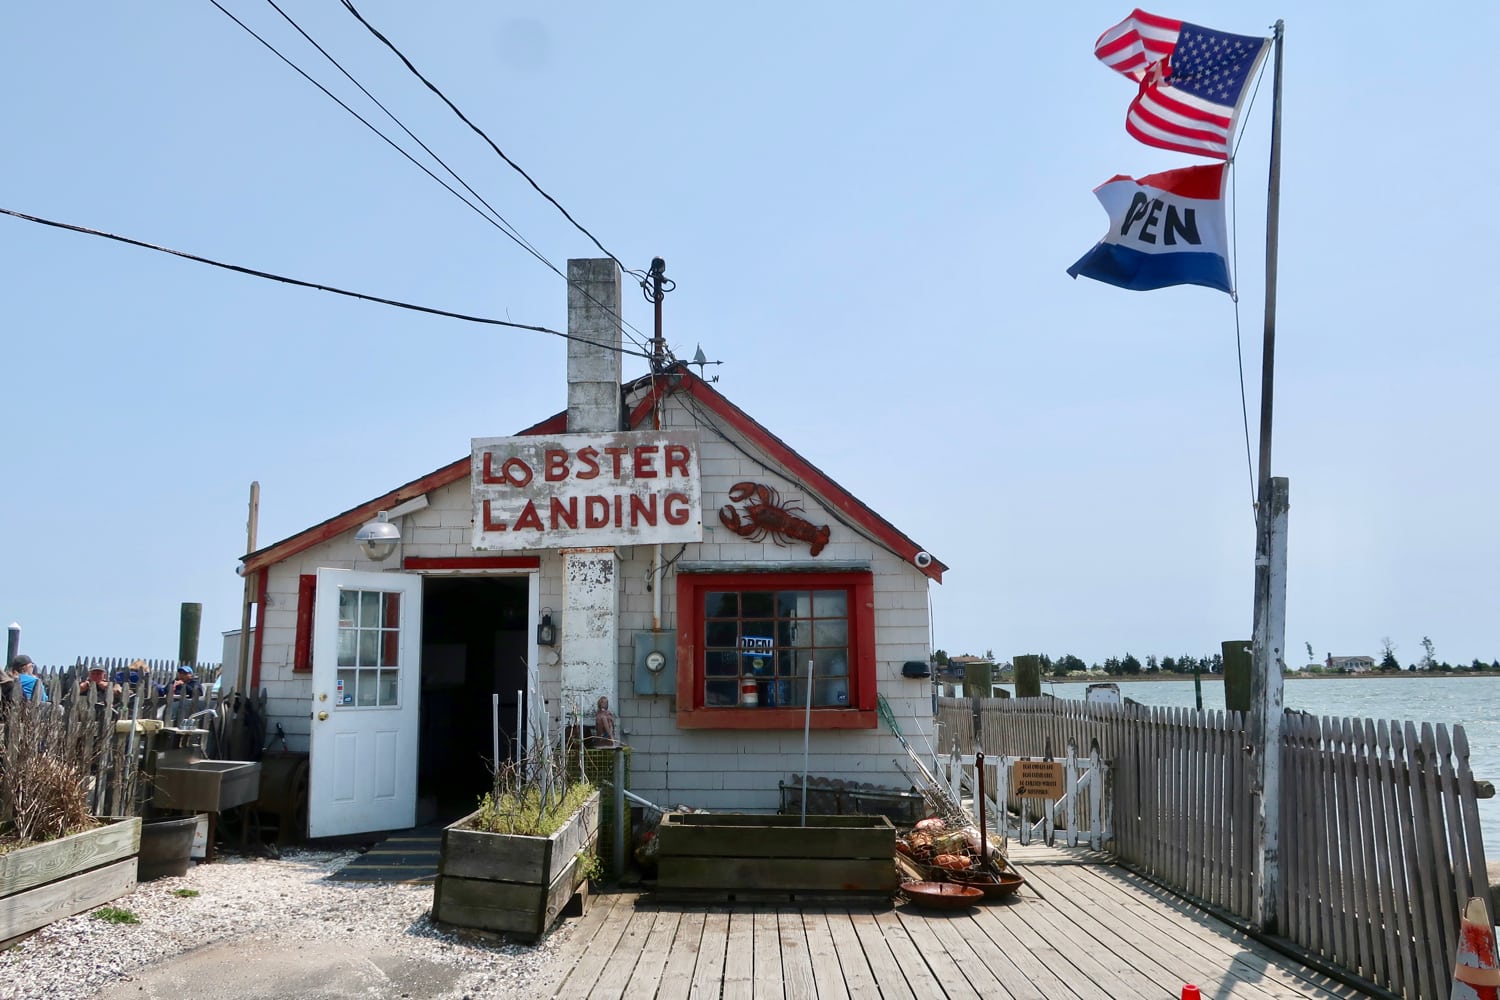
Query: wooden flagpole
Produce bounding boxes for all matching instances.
[1249,18,1287,935]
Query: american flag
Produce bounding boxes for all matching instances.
[1094,9,1269,160]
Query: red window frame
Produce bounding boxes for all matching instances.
[675,570,877,730]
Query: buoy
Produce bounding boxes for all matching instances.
[1452,897,1499,1000]
[740,679,758,707]
[1181,986,1201,1000]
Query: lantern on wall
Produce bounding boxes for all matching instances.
[537,609,557,646]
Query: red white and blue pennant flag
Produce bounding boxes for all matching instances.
[1067,163,1230,294]
[1095,9,1269,160]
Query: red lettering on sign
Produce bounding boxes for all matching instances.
[633,445,658,478]
[603,446,628,478]
[629,494,657,526]
[585,496,610,528]
[544,449,570,482]
[550,496,578,530]
[576,447,600,480]
[613,494,623,527]
[513,500,544,531]
[664,444,690,478]
[664,493,691,526]
[482,500,508,531]
[500,457,533,487]
[481,453,503,484]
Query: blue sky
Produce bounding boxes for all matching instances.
[3,3,1496,670]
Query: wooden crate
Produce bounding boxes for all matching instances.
[0,817,141,945]
[432,791,599,942]
[655,812,896,902]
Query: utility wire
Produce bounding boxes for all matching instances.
[339,0,629,275]
[218,0,656,358]
[209,4,548,287]
[334,0,660,350]
[0,206,654,359]
[259,0,555,272]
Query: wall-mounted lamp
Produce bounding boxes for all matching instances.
[536,609,557,646]
[355,512,401,562]
[352,494,430,563]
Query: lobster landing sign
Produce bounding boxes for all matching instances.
[471,431,704,550]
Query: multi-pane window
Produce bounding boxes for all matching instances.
[702,588,852,709]
[335,589,401,708]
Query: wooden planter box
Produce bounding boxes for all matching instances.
[0,817,141,945]
[656,812,897,903]
[432,791,598,942]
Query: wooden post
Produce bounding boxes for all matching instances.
[1250,477,1289,932]
[1014,655,1041,699]
[1222,640,1252,714]
[178,603,202,666]
[1248,19,1287,935]
[962,661,993,699]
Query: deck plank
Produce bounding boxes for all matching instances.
[873,907,975,999]
[545,843,1383,1000]
[799,909,850,1000]
[721,909,755,1000]
[1057,860,1369,998]
[823,909,884,999]
[621,908,682,999]
[777,906,817,1000]
[690,909,732,999]
[752,908,784,999]
[848,907,917,1000]
[548,891,634,998]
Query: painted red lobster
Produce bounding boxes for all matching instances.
[718,481,831,556]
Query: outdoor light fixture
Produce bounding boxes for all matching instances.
[351,495,430,563]
[537,609,557,646]
[355,512,401,562]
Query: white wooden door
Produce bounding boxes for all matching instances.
[309,567,423,837]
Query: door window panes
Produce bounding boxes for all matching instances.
[335,589,401,708]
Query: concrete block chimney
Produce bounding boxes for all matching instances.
[566,258,623,433]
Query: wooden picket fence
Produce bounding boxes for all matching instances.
[938,695,1493,1000]
[934,743,1109,850]
[5,658,261,820]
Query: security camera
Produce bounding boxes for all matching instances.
[913,551,933,568]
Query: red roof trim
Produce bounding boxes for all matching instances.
[240,409,567,575]
[651,369,946,581]
[403,556,541,571]
[241,372,946,582]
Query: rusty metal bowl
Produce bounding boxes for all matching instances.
[948,869,1026,900]
[900,881,983,910]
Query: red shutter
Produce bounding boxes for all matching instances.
[293,574,316,672]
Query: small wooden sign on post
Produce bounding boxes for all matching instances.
[1011,760,1066,799]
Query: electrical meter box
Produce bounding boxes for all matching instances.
[632,630,676,696]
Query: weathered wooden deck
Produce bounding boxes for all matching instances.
[540,844,1371,999]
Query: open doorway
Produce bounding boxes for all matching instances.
[418,575,530,822]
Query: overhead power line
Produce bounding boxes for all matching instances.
[0,206,653,359]
[213,0,658,358]
[337,0,633,277]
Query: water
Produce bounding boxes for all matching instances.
[998,674,1500,861]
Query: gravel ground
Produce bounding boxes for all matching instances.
[0,848,572,1000]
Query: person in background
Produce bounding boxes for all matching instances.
[9,655,48,703]
[171,665,202,697]
[79,665,119,700]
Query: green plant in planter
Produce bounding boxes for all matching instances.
[576,850,603,885]
[468,780,596,836]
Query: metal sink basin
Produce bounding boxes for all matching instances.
[153,759,262,813]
